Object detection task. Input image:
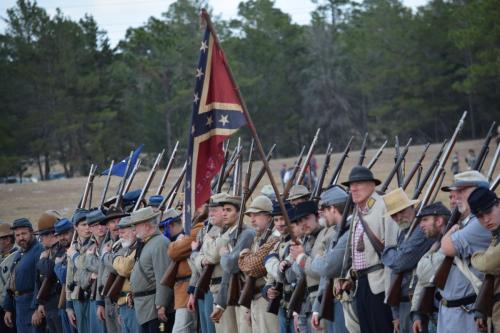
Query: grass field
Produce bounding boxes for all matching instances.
[0,139,497,227]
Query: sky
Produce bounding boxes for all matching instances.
[0,0,429,46]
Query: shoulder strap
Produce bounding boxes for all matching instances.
[357,209,384,257]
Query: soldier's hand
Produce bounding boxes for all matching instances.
[475,318,488,332]
[187,294,196,312]
[66,309,77,328]
[393,318,400,333]
[289,244,304,260]
[157,306,168,322]
[412,319,422,333]
[210,307,224,323]
[38,304,46,317]
[239,248,250,257]
[267,287,280,300]
[102,243,112,255]
[191,240,199,251]
[31,308,43,326]
[86,244,96,255]
[97,305,106,321]
[293,313,300,333]
[67,245,76,258]
[311,313,320,330]
[279,260,290,272]
[219,246,229,256]
[55,255,65,265]
[201,258,210,266]
[40,250,49,259]
[4,311,14,328]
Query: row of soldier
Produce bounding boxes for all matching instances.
[0,164,498,333]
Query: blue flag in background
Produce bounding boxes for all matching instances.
[101,144,143,177]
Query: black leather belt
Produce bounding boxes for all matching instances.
[307,285,318,293]
[351,264,384,279]
[493,293,500,304]
[210,277,222,285]
[436,293,476,308]
[132,290,156,298]
[400,295,410,302]
[14,289,33,296]
[175,275,191,283]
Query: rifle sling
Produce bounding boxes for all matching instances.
[357,210,384,257]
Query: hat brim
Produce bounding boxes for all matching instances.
[287,193,310,201]
[100,213,130,225]
[244,208,271,215]
[386,199,420,217]
[54,227,73,236]
[341,178,382,187]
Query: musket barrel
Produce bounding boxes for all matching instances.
[156,141,179,195]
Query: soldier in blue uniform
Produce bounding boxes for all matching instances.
[2,218,44,332]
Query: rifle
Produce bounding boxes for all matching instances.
[101,238,123,298]
[123,158,142,194]
[295,128,321,186]
[282,146,306,197]
[222,140,243,191]
[107,240,141,302]
[156,141,179,195]
[310,143,333,202]
[134,150,165,211]
[387,112,468,307]
[328,137,353,186]
[366,140,388,170]
[380,138,413,193]
[413,140,447,199]
[395,136,404,187]
[486,143,499,183]
[473,230,498,318]
[100,160,115,206]
[36,272,57,303]
[114,151,134,208]
[158,161,187,211]
[227,141,254,306]
[357,133,369,166]
[402,143,430,190]
[78,164,98,209]
[247,144,276,195]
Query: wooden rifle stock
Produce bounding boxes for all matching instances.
[227,273,242,306]
[57,284,66,309]
[238,276,256,308]
[386,273,404,306]
[287,277,307,317]
[102,272,117,298]
[37,274,57,303]
[161,261,180,289]
[319,279,334,321]
[474,274,495,317]
[328,137,353,186]
[194,264,215,300]
[107,275,126,302]
[403,143,430,190]
[266,280,283,315]
[417,285,436,315]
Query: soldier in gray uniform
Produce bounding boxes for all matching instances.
[210,195,254,333]
[438,171,491,333]
[310,185,351,333]
[66,208,93,333]
[289,200,325,332]
[129,206,173,333]
[381,188,435,333]
[0,221,16,333]
[98,207,128,333]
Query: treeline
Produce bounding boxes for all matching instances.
[1,0,498,179]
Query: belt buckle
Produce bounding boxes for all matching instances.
[461,305,472,313]
[350,270,358,279]
[14,291,20,296]
[441,299,448,307]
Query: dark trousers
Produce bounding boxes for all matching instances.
[355,275,393,333]
[140,312,175,333]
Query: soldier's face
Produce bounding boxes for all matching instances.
[350,181,375,205]
[391,206,415,228]
[14,227,34,250]
[40,232,58,248]
[76,222,91,238]
[57,229,73,247]
[119,227,136,243]
[476,202,500,231]
[449,191,459,210]
[0,235,14,253]
[455,186,475,215]
[90,223,107,238]
[273,215,287,234]
[290,222,304,238]
[291,197,306,207]
[222,205,239,226]
[208,206,224,227]
[419,216,442,238]
[322,205,337,226]
[107,218,120,238]
[248,213,271,234]
[299,214,318,235]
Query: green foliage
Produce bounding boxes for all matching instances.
[1,0,498,179]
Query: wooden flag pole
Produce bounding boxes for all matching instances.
[201,9,293,229]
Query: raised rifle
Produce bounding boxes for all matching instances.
[114,151,134,208]
[328,137,353,186]
[227,141,254,306]
[158,161,187,211]
[357,133,369,166]
[295,128,321,186]
[403,143,430,190]
[387,112,468,307]
[156,141,179,195]
[473,231,498,317]
[395,136,404,187]
[123,158,142,194]
[222,139,243,191]
[282,145,306,197]
[100,160,115,206]
[310,143,333,202]
[413,140,447,199]
[248,144,276,195]
[486,143,499,182]
[215,140,231,193]
[134,150,165,211]
[380,138,413,193]
[78,164,98,209]
[366,140,388,170]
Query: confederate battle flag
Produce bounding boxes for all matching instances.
[183,16,247,231]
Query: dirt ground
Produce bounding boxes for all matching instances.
[0,139,498,226]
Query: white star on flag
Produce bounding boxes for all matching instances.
[206,115,213,127]
[219,115,229,126]
[195,68,204,79]
[200,40,208,53]
[193,92,200,104]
